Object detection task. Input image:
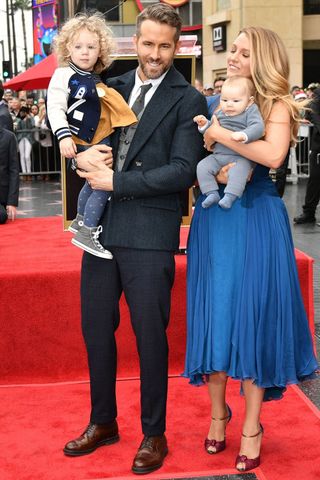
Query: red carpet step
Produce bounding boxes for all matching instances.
[0,217,316,383]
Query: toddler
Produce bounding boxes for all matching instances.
[47,12,136,258]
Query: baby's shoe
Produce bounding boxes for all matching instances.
[68,214,84,233]
[202,191,220,208]
[219,193,237,209]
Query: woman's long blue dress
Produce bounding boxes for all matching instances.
[183,165,318,400]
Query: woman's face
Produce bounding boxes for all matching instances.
[226,33,251,79]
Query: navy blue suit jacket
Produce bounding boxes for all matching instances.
[99,66,208,251]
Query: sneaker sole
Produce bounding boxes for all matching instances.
[63,434,120,457]
[71,238,113,259]
[68,226,78,234]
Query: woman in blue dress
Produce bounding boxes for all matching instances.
[183,26,318,472]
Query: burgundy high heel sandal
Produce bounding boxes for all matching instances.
[204,404,232,454]
[235,424,264,471]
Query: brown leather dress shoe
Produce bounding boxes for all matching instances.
[63,421,119,456]
[132,435,168,474]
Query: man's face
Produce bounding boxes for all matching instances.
[133,19,179,82]
[4,90,12,101]
[11,98,20,111]
[214,80,224,94]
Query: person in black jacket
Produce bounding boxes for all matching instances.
[0,126,19,223]
[62,4,207,475]
[0,86,14,132]
[294,88,320,224]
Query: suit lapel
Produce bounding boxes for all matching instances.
[122,67,186,170]
[107,71,135,158]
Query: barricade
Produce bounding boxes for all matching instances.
[15,127,61,178]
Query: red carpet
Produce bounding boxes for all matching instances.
[0,377,319,480]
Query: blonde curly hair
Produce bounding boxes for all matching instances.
[52,12,115,74]
[240,26,303,144]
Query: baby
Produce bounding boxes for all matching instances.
[194,75,264,209]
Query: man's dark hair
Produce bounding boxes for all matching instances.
[0,86,4,101]
[214,76,226,86]
[136,3,182,44]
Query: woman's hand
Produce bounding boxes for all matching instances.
[216,163,236,184]
[215,163,253,184]
[203,115,221,151]
[76,144,113,171]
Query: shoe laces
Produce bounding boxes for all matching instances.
[140,436,154,451]
[83,423,96,436]
[92,225,104,251]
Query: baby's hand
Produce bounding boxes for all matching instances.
[59,137,77,158]
[231,131,246,142]
[193,115,208,127]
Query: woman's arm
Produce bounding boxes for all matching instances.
[204,102,291,169]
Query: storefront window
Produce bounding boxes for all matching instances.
[76,0,120,22]
[304,0,320,15]
[135,1,202,27]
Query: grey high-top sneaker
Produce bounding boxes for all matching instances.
[71,223,113,259]
[68,214,84,234]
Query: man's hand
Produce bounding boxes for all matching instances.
[77,144,113,172]
[77,161,114,191]
[60,137,77,158]
[6,205,17,221]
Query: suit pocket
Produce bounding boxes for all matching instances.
[141,194,179,212]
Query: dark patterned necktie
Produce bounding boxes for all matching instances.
[131,84,152,118]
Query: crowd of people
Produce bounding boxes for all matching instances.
[0,3,318,476]
[0,87,56,181]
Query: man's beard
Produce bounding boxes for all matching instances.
[139,58,173,80]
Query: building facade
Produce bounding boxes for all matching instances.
[202,0,320,89]
[60,0,320,89]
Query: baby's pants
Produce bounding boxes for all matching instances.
[197,153,252,198]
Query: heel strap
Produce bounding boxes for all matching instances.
[242,424,264,438]
[212,405,232,422]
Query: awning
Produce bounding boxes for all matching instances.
[3,54,58,91]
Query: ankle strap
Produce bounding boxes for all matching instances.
[212,404,232,422]
[242,424,264,438]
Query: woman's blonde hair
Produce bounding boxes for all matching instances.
[240,26,302,143]
[53,12,115,74]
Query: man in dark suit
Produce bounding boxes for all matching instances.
[0,126,19,223]
[294,87,320,224]
[64,4,207,474]
[0,86,14,132]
